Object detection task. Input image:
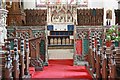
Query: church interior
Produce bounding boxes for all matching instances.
[0,0,120,79]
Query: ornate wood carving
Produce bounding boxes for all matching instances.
[76,27,103,39]
[29,37,45,71]
[4,41,13,79]
[6,26,47,70]
[47,5,77,24]
[77,9,103,26]
[96,37,101,79]
[13,39,20,79]
[25,9,47,26]
[115,9,120,25]
[24,37,30,75]
[3,37,31,79]
[6,0,26,26]
[7,26,45,39]
[19,38,25,78]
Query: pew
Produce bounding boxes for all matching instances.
[1,37,31,79]
[13,39,19,79]
[91,34,96,73]
[96,37,102,79]
[90,39,118,79]
[87,30,119,79]
[29,37,44,71]
[4,41,13,79]
[7,26,47,68]
[19,38,25,78]
[76,28,116,79]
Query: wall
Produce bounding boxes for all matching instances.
[23,0,118,26]
[23,0,118,10]
[23,0,46,9]
[88,0,103,8]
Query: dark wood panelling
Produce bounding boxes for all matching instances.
[6,1,26,26]
[115,9,120,25]
[24,9,47,26]
[77,9,104,26]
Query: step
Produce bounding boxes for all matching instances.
[29,67,35,77]
[75,61,89,66]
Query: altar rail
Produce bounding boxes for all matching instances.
[75,26,120,79]
[6,26,47,70]
[1,37,30,79]
[75,26,120,55]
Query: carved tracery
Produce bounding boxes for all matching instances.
[48,5,77,24]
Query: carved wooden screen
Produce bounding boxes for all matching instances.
[77,9,103,26]
[76,27,104,54]
[25,9,47,26]
[115,10,120,25]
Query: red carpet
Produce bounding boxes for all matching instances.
[31,59,92,79]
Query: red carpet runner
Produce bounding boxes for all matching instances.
[31,59,92,79]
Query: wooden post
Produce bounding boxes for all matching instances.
[96,37,102,79]
[110,59,116,79]
[19,38,25,78]
[102,45,108,80]
[4,41,13,79]
[91,34,95,73]
[89,31,92,66]
[110,40,116,79]
[13,39,20,79]
[24,37,30,76]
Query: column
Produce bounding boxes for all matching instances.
[0,9,8,48]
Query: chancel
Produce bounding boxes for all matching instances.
[0,0,120,79]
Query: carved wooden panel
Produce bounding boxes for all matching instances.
[115,10,120,25]
[77,9,103,26]
[6,26,46,70]
[25,9,47,26]
[48,5,77,24]
[7,26,45,50]
[6,1,26,26]
[7,26,45,38]
[76,27,104,41]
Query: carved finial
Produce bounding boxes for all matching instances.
[97,37,100,52]
[25,37,29,53]
[20,37,24,56]
[14,39,19,60]
[5,41,12,68]
[92,34,95,52]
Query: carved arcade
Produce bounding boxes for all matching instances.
[47,5,77,24]
[0,9,8,47]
